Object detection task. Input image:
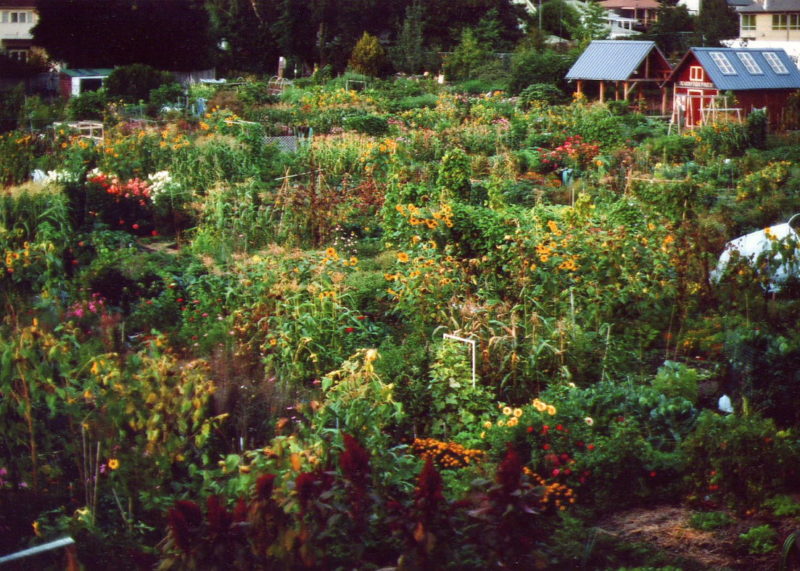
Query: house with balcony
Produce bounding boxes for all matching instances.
[599,0,660,31]
[0,0,38,63]
[725,0,800,60]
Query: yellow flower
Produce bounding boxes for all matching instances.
[507,417,518,427]
[502,406,512,416]
[397,252,410,263]
[513,408,523,418]
[584,417,594,426]
[546,405,557,416]
[108,458,120,470]
[349,256,358,265]
[325,247,338,259]
[533,399,546,412]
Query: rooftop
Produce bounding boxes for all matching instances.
[566,40,670,81]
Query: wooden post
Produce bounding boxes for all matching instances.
[577,80,583,96]
[599,81,605,103]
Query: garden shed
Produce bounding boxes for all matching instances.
[667,47,800,128]
[58,68,112,98]
[565,40,672,113]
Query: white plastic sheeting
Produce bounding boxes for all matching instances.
[711,214,800,291]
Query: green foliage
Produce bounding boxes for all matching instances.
[764,494,800,517]
[437,147,472,200]
[106,64,174,103]
[747,108,768,150]
[427,341,493,438]
[443,28,490,81]
[739,524,778,554]
[651,361,701,404]
[67,90,108,121]
[688,510,734,530]
[342,113,389,136]
[509,47,576,94]
[681,411,800,509]
[519,83,565,107]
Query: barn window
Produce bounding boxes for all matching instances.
[741,14,756,32]
[763,51,789,74]
[689,66,704,81]
[737,52,763,74]
[710,52,737,75]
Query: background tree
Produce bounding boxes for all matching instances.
[33,0,214,70]
[540,0,581,40]
[645,4,696,58]
[391,1,426,74]
[696,0,739,46]
[348,32,387,76]
[570,0,610,46]
[443,28,492,81]
[206,0,281,75]
[508,45,577,93]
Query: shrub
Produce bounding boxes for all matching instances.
[105,64,174,103]
[681,411,800,509]
[348,32,386,77]
[508,48,575,94]
[66,90,107,120]
[342,113,389,136]
[519,83,564,107]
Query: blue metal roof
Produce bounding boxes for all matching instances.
[566,40,665,81]
[689,48,800,90]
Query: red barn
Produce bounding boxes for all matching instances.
[668,47,800,129]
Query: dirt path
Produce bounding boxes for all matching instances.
[595,505,788,570]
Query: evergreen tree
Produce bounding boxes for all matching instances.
[392,1,425,74]
[697,0,739,46]
[348,32,386,77]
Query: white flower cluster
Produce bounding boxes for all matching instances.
[32,169,80,185]
[147,171,176,204]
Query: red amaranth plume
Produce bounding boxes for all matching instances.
[255,473,276,501]
[340,433,371,485]
[173,500,202,527]
[496,444,523,497]
[167,507,192,554]
[206,495,232,534]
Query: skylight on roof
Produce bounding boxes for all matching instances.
[710,51,737,75]
[763,51,789,74]
[736,52,763,74]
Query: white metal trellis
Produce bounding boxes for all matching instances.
[442,333,476,388]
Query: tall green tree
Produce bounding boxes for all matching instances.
[443,28,492,81]
[391,0,426,74]
[571,0,610,45]
[696,0,738,46]
[33,0,214,70]
[645,5,696,58]
[206,0,280,75]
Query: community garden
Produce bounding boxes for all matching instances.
[3,72,800,568]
